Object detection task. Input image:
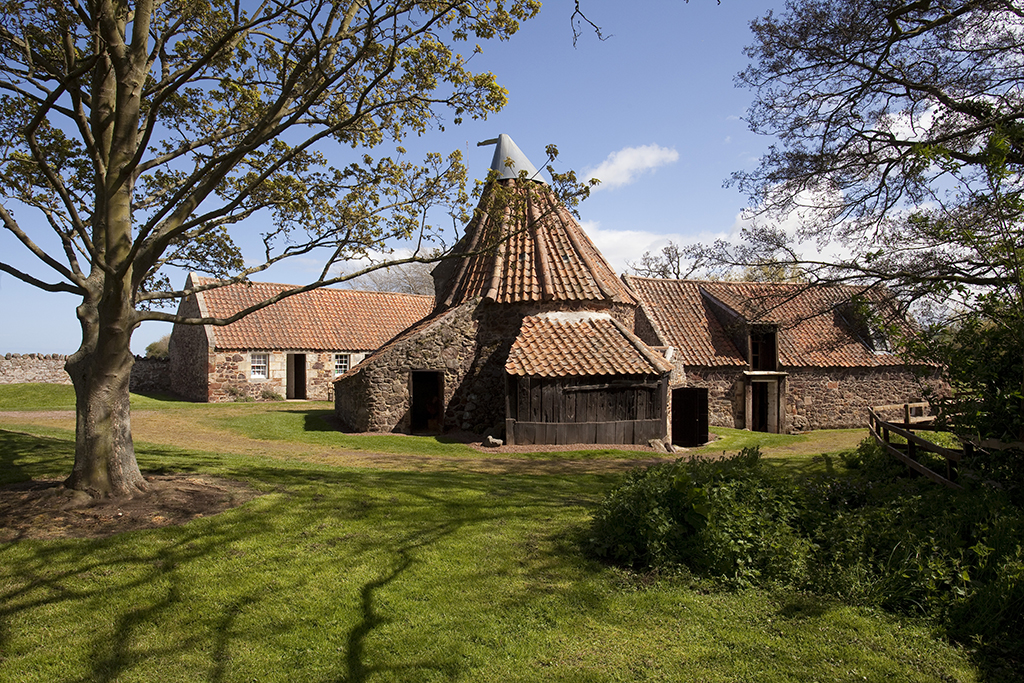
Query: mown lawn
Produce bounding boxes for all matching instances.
[0,385,979,682]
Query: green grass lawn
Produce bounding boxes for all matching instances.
[0,385,980,682]
[0,382,188,412]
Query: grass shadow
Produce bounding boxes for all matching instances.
[0,429,74,485]
[300,410,337,433]
[129,391,191,406]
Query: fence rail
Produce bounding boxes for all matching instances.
[868,403,1024,490]
[867,404,963,490]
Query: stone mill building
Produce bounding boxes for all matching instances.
[332,135,674,445]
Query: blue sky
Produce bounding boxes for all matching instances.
[0,0,783,356]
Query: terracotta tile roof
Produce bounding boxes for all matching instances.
[625,276,910,368]
[190,276,433,351]
[625,277,747,367]
[506,312,673,377]
[433,180,636,308]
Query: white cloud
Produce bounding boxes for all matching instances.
[584,221,730,275]
[583,144,679,191]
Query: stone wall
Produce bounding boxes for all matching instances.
[1,352,172,394]
[0,353,72,384]
[168,292,213,401]
[335,305,478,432]
[334,298,625,435]
[785,365,943,431]
[129,357,171,394]
[676,367,746,429]
[207,350,364,402]
[668,363,943,434]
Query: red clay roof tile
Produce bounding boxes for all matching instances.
[190,276,433,351]
[625,276,910,369]
[433,180,635,308]
[506,312,673,377]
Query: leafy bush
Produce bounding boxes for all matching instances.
[224,385,254,402]
[260,388,285,401]
[589,439,1024,659]
[590,447,813,586]
[587,458,708,568]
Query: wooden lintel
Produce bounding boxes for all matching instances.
[563,381,660,392]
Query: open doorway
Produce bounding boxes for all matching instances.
[672,387,709,447]
[410,371,443,433]
[749,380,783,433]
[751,382,769,432]
[287,353,306,399]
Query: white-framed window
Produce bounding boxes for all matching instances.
[250,353,269,379]
[334,353,351,375]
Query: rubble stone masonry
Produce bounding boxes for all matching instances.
[679,367,747,429]
[334,298,630,435]
[785,366,943,431]
[1,353,72,385]
[205,350,358,402]
[670,364,943,434]
[2,352,171,394]
[335,304,478,433]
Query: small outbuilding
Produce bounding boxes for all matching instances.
[169,275,433,402]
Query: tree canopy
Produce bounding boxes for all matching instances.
[0,0,555,497]
[700,0,1023,297]
[693,0,1024,438]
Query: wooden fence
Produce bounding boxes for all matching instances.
[867,402,963,490]
[869,403,1024,490]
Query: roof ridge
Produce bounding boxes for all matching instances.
[188,275,433,300]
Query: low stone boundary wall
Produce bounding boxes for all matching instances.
[1,353,71,385]
[130,358,171,394]
[1,353,172,395]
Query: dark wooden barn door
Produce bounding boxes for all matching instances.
[672,387,709,447]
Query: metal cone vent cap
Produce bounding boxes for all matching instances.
[479,134,545,183]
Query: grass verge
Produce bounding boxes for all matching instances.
[0,425,979,683]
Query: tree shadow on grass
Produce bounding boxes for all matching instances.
[0,429,74,486]
[0,427,618,682]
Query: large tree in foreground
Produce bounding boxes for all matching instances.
[0,0,547,498]
[699,0,1024,438]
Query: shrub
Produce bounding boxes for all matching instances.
[590,447,813,586]
[587,459,706,568]
[589,439,1024,659]
[260,388,285,401]
[224,385,254,402]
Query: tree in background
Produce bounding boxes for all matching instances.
[144,335,170,359]
[627,240,805,283]
[698,0,1024,438]
[0,0,562,498]
[343,259,436,295]
[627,241,691,280]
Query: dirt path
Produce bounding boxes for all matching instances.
[0,410,678,475]
[0,409,866,541]
[0,409,679,541]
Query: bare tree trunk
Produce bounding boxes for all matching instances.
[64,285,148,499]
